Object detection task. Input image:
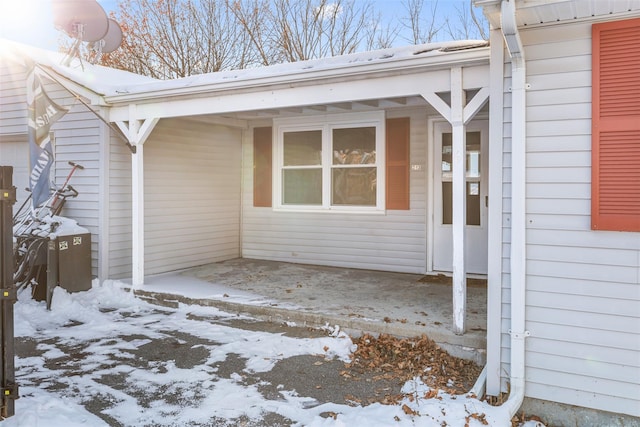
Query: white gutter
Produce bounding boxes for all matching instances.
[500,0,529,417]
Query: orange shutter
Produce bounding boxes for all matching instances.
[386,118,410,210]
[592,18,640,231]
[253,127,272,207]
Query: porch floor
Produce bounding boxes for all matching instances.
[133,258,487,362]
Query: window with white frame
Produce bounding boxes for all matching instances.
[274,112,385,211]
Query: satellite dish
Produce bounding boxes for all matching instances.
[100,19,123,53]
[52,0,109,42]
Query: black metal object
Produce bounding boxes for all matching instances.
[0,166,18,419]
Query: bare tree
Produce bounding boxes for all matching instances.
[227,0,279,66]
[363,12,399,50]
[265,0,377,62]
[445,0,488,41]
[70,0,487,79]
[401,0,442,44]
[97,0,254,78]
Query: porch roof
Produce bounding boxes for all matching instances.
[103,40,488,101]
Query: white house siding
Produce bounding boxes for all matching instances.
[0,60,103,276]
[51,106,103,277]
[141,118,242,276]
[500,20,640,416]
[0,60,29,203]
[241,108,429,274]
[107,130,133,279]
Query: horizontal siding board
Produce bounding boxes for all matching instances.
[527,150,591,168]
[527,166,591,183]
[526,183,590,199]
[527,228,640,250]
[527,71,592,93]
[527,320,639,351]
[526,198,590,215]
[527,350,640,388]
[527,336,640,368]
[527,306,639,335]
[527,244,637,267]
[527,118,591,137]
[527,259,638,284]
[525,381,639,417]
[527,103,591,122]
[527,275,640,300]
[527,88,591,108]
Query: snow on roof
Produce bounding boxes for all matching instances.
[0,38,158,94]
[0,38,488,99]
[112,39,489,97]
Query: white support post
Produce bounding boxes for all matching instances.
[117,107,159,289]
[451,67,467,335]
[129,115,144,288]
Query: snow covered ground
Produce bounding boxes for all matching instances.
[0,280,542,426]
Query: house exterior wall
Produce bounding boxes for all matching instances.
[241,108,429,274]
[499,19,640,417]
[107,128,133,279]
[129,118,243,277]
[0,60,30,204]
[0,59,103,276]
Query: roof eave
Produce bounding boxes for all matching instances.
[103,47,490,105]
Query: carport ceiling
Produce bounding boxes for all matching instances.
[193,95,437,122]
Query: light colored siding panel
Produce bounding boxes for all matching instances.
[143,118,241,276]
[527,183,590,199]
[241,109,428,274]
[0,61,28,135]
[527,275,639,300]
[525,380,639,418]
[108,131,132,279]
[528,336,640,368]
[528,306,639,335]
[497,18,640,417]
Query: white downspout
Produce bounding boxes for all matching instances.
[500,0,529,417]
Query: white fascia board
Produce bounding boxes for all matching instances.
[107,54,489,122]
[108,69,451,121]
[104,48,489,105]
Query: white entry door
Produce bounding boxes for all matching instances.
[432,121,488,274]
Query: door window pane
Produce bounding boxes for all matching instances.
[284,130,322,166]
[466,182,480,226]
[441,131,482,226]
[283,169,322,205]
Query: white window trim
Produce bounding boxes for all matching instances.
[273,111,386,213]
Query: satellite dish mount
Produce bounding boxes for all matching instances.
[52,0,122,67]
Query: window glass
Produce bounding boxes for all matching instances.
[283,169,322,205]
[332,127,376,164]
[284,130,322,166]
[332,168,376,206]
[275,113,383,210]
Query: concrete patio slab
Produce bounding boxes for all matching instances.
[129,259,487,363]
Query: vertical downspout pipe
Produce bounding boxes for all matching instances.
[500,0,529,417]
